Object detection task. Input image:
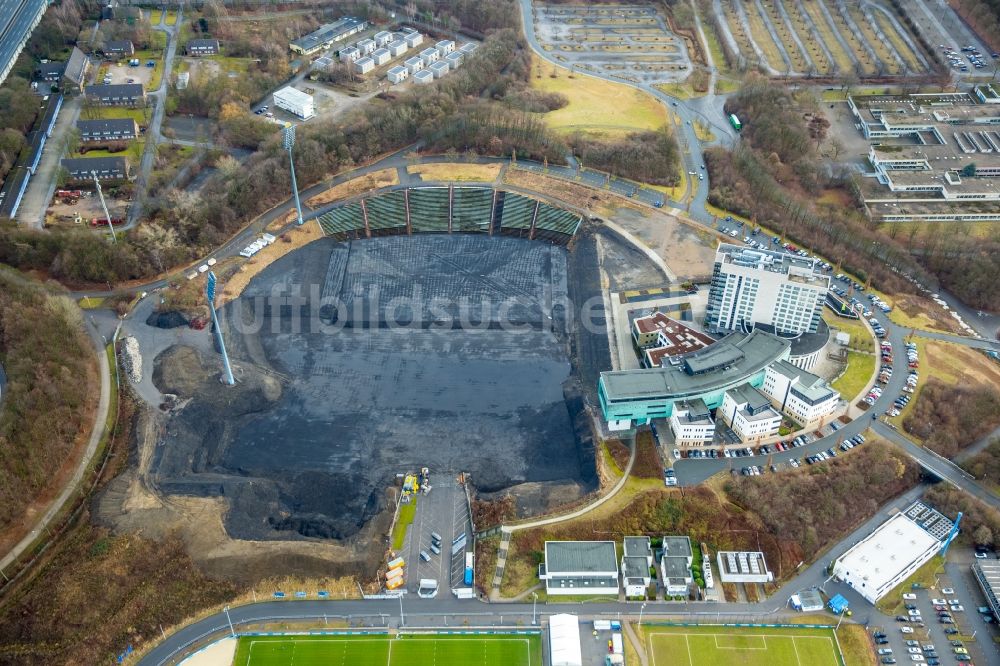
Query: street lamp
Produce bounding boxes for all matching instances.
[638,602,648,628]
[223,605,235,637]
[531,592,538,626]
[398,593,404,627]
[283,126,304,226]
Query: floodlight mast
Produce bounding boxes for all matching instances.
[206,271,235,386]
[91,170,117,243]
[283,126,304,226]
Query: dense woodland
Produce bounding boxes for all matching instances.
[962,439,1000,489]
[570,129,680,186]
[902,380,1000,458]
[0,271,97,533]
[926,484,1000,549]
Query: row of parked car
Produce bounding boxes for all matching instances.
[238,233,277,258]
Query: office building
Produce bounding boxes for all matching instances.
[668,398,715,446]
[720,383,782,442]
[272,87,314,120]
[540,541,619,596]
[761,359,840,425]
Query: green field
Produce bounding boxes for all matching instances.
[232,633,542,666]
[643,625,843,666]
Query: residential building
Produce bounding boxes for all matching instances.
[661,536,693,596]
[61,156,131,181]
[761,359,840,425]
[272,87,314,120]
[289,17,367,56]
[354,57,374,75]
[388,40,408,58]
[63,47,91,93]
[357,38,376,55]
[704,244,829,336]
[36,61,66,82]
[460,42,478,56]
[445,51,464,69]
[186,38,220,56]
[373,30,393,47]
[436,39,455,57]
[77,118,138,143]
[387,66,408,84]
[623,537,653,596]
[340,46,360,63]
[412,69,434,85]
[668,398,715,446]
[404,56,424,74]
[630,312,715,368]
[103,40,134,58]
[598,329,791,430]
[717,551,773,583]
[429,60,449,79]
[833,501,956,604]
[625,536,654,567]
[419,47,440,66]
[84,83,145,106]
[404,32,424,49]
[720,383,782,442]
[540,541,619,596]
[371,48,391,66]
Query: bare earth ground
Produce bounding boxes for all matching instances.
[179,637,236,666]
[302,169,400,209]
[609,207,717,280]
[219,220,324,304]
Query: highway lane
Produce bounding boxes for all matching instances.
[0,0,48,87]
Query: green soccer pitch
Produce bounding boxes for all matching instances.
[643,625,844,666]
[231,632,542,666]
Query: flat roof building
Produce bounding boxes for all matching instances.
[705,244,829,336]
[371,48,391,66]
[548,614,583,666]
[717,551,773,583]
[413,69,434,85]
[599,329,791,430]
[429,60,449,79]
[632,312,715,367]
[720,383,782,442]
[387,65,408,84]
[354,57,374,75]
[762,359,840,425]
[404,56,424,74]
[289,17,367,56]
[833,501,955,604]
[272,86,314,120]
[420,47,440,65]
[669,398,715,446]
[540,541,619,596]
[973,560,1000,620]
[404,32,423,48]
[660,537,693,596]
[388,40,408,58]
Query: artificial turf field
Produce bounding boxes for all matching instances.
[644,625,843,666]
[231,633,542,666]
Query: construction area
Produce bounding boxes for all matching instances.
[711,0,932,77]
[139,235,602,557]
[532,4,693,84]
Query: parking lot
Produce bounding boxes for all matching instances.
[401,473,473,596]
[869,552,1000,666]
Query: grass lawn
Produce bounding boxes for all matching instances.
[642,625,843,666]
[823,311,876,353]
[88,106,153,125]
[165,10,178,25]
[408,163,502,182]
[391,500,416,550]
[875,555,944,615]
[832,351,876,401]
[206,54,256,74]
[148,8,162,24]
[78,297,106,309]
[530,55,668,136]
[232,633,542,666]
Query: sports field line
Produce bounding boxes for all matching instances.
[245,636,533,666]
[713,634,768,650]
[646,631,839,666]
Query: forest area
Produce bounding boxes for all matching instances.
[903,380,1000,458]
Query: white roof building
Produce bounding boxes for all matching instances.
[833,502,954,604]
[548,614,583,666]
[354,56,374,74]
[540,541,619,596]
[372,48,391,66]
[413,69,434,85]
[430,60,449,79]
[387,65,408,84]
[272,86,314,120]
[404,56,424,74]
[388,40,408,57]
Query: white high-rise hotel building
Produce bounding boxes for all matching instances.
[705,244,829,335]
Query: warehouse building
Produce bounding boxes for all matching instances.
[77,118,138,143]
[289,17,367,56]
[598,329,791,430]
[705,244,829,336]
[973,560,1000,621]
[540,541,619,596]
[387,66,408,84]
[61,156,131,181]
[272,87,314,120]
[833,501,956,604]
